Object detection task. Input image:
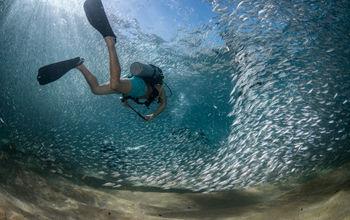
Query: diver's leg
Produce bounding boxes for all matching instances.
[76,64,116,95]
[104,36,132,94]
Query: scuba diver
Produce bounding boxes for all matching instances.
[37,0,167,122]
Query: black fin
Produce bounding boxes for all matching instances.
[83,0,116,39]
[37,57,81,85]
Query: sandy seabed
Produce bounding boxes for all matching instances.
[0,150,350,220]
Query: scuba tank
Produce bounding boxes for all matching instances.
[130,62,154,77]
[130,62,163,86]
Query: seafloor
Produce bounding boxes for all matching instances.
[0,144,349,220]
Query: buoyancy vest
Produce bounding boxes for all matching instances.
[121,62,164,107]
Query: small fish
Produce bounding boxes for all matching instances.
[102,182,115,187]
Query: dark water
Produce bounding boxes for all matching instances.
[0,0,349,192]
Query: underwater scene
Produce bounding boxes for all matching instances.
[0,0,350,219]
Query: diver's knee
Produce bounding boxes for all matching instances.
[90,85,105,95]
[91,87,100,95]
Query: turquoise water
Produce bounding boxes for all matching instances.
[0,0,349,192]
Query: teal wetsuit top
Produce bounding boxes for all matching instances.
[122,74,147,98]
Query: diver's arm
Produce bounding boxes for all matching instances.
[144,88,167,121]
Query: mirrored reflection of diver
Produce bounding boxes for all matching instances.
[37,0,167,122]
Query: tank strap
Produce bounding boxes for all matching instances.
[120,82,163,108]
[158,82,164,95]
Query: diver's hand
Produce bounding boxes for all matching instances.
[123,100,130,107]
[143,114,154,122]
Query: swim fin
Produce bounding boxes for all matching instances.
[37,57,82,85]
[83,0,116,39]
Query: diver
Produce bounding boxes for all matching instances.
[76,37,167,122]
[37,0,167,122]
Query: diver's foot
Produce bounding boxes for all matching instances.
[77,57,84,66]
[104,36,116,46]
[76,58,85,69]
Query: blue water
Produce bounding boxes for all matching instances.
[0,0,349,192]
